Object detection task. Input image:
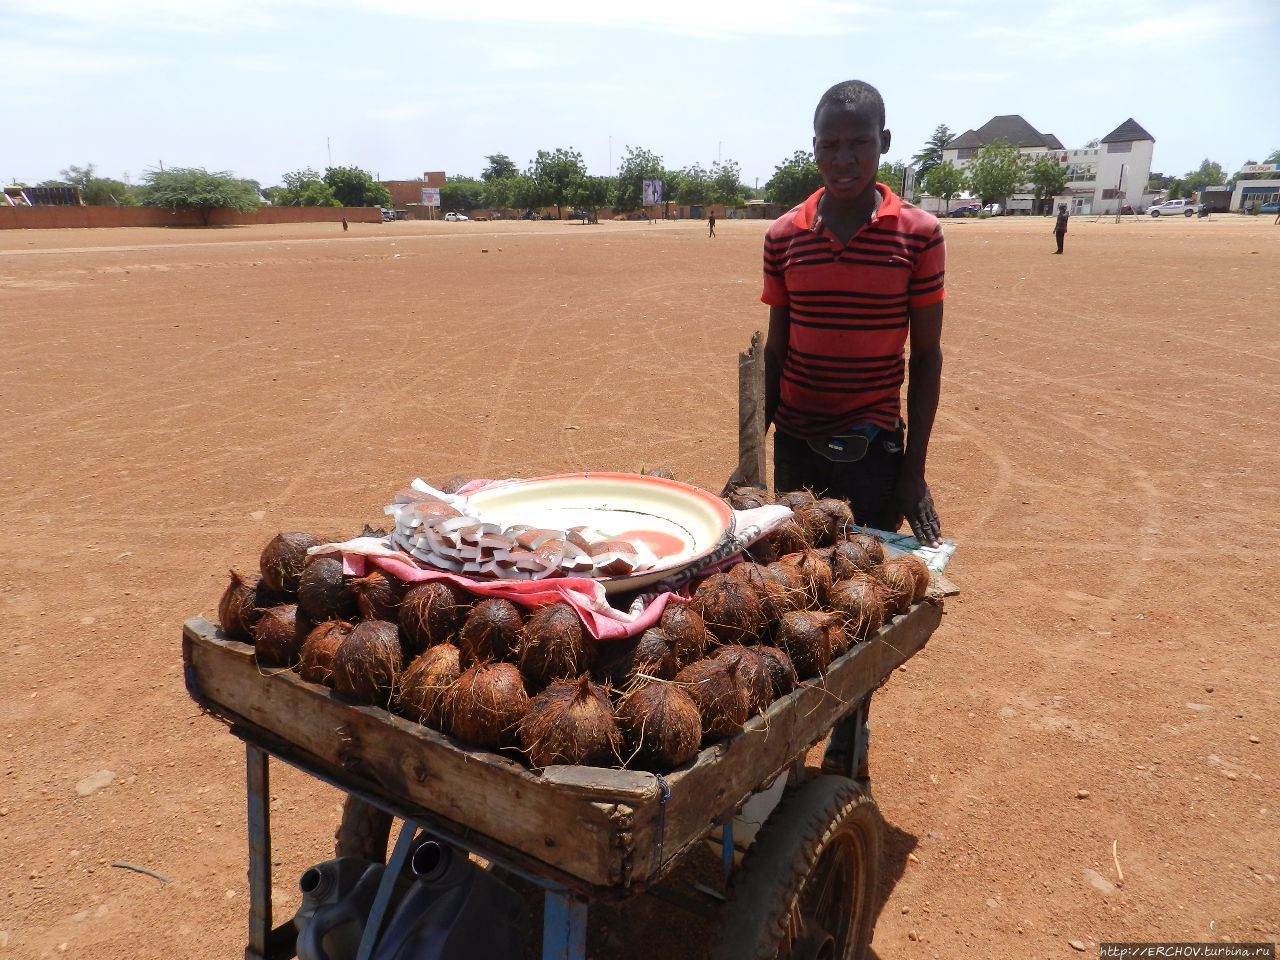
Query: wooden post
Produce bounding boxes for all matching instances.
[245,745,271,960]
[734,331,767,490]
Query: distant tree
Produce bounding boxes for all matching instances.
[482,153,519,182]
[272,168,339,207]
[1265,148,1280,164]
[1085,138,1100,148]
[1026,156,1068,213]
[676,163,712,206]
[965,140,1025,205]
[710,159,746,206]
[43,163,136,205]
[1182,159,1225,194]
[441,175,485,213]
[876,162,903,194]
[566,175,611,221]
[765,150,821,208]
[323,166,391,207]
[912,124,954,177]
[139,167,259,225]
[528,148,587,219]
[1147,171,1176,191]
[613,145,665,212]
[922,161,966,212]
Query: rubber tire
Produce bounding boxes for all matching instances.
[1184,209,1194,217]
[334,794,392,862]
[712,776,883,960]
[1150,209,1161,217]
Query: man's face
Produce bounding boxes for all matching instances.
[813,105,890,202]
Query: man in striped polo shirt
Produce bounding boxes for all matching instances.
[762,80,945,548]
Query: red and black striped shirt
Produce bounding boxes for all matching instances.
[762,184,945,439]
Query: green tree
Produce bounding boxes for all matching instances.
[566,175,611,222]
[441,175,485,213]
[1265,149,1280,164]
[710,159,746,205]
[528,148,586,219]
[139,167,260,225]
[911,124,953,177]
[323,165,391,207]
[481,176,518,211]
[482,153,519,182]
[922,161,966,213]
[1183,159,1225,193]
[613,145,665,212]
[765,150,821,208]
[1026,156,1068,213]
[43,163,136,205]
[272,168,339,207]
[676,163,712,206]
[965,140,1025,205]
[877,161,903,194]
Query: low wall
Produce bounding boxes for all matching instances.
[0,206,381,230]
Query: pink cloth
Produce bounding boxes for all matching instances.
[340,550,680,642]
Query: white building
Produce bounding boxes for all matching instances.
[938,115,1155,215]
[1230,163,1280,212]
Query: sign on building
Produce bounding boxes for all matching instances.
[1240,163,1279,174]
[421,187,441,207]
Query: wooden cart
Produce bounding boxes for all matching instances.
[182,597,942,960]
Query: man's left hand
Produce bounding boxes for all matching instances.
[895,468,942,547]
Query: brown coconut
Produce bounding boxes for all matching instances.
[755,645,798,699]
[299,620,353,684]
[259,532,322,594]
[518,675,621,768]
[395,644,462,727]
[776,610,845,679]
[253,604,309,666]
[847,533,886,565]
[775,489,818,512]
[615,683,702,771]
[778,549,834,608]
[593,629,677,688]
[767,517,811,557]
[399,580,472,655]
[456,597,524,665]
[446,662,528,749]
[828,578,887,641]
[871,563,914,616]
[814,497,854,543]
[712,645,773,714]
[692,573,763,646]
[297,556,357,624]
[331,620,403,706]
[792,501,832,547]
[831,540,880,580]
[883,554,930,602]
[218,569,265,641]
[724,486,771,511]
[659,602,710,668]
[519,602,594,686]
[352,570,404,622]
[675,658,751,741]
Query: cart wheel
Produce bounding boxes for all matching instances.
[711,776,882,960]
[334,795,392,862]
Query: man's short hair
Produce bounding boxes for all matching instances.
[814,80,886,131]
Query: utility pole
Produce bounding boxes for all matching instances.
[718,141,722,164]
[327,137,332,167]
[608,136,612,176]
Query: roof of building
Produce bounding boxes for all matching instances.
[946,115,1065,150]
[948,129,983,149]
[1042,133,1065,150]
[1100,118,1155,144]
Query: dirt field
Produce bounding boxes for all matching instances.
[2,213,1277,959]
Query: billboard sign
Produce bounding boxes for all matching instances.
[1240,163,1279,174]
[642,179,663,206]
[421,187,441,207]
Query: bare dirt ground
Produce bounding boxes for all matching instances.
[1,213,1277,959]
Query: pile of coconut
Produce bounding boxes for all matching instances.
[215,488,930,774]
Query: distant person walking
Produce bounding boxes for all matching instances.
[342,217,349,232]
[708,211,717,238]
[1053,204,1068,254]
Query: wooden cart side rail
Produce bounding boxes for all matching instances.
[183,618,660,890]
[625,600,943,882]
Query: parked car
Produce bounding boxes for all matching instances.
[948,204,981,218]
[444,212,469,221]
[1258,200,1280,214]
[1149,199,1199,217]
[379,208,396,222]
[981,203,1004,216]
[1119,204,1135,215]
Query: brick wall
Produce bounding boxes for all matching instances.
[0,206,381,230]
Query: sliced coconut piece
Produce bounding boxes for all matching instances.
[560,541,594,574]
[515,528,564,550]
[532,537,566,569]
[478,532,515,552]
[458,522,499,545]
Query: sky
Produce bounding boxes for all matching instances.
[3,0,1278,191]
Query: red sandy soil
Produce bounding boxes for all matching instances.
[1,214,1277,959]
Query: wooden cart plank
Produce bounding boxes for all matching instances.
[183,619,658,889]
[625,600,943,881]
